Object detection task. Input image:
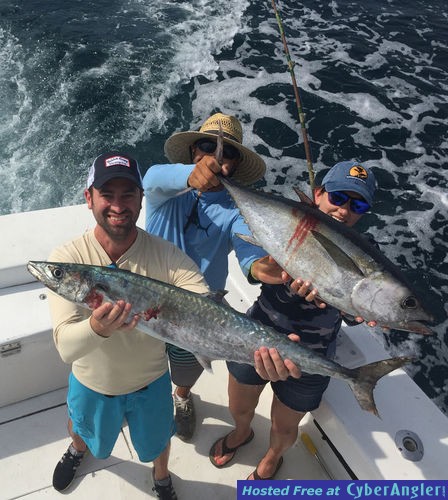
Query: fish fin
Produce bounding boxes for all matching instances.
[381,321,433,336]
[293,188,315,206]
[235,233,261,246]
[204,290,228,304]
[310,230,366,277]
[347,356,414,417]
[194,355,214,373]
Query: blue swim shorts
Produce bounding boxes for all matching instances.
[67,371,175,461]
[226,361,330,413]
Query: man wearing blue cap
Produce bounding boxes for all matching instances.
[319,159,376,208]
[209,160,377,480]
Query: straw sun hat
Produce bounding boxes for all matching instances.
[164,113,266,185]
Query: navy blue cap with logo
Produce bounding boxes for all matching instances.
[86,152,143,190]
[322,160,376,206]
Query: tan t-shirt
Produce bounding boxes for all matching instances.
[49,228,208,395]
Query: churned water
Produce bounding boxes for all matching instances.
[1,0,447,413]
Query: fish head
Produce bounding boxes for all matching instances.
[352,273,434,335]
[27,261,108,308]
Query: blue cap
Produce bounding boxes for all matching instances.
[322,160,376,206]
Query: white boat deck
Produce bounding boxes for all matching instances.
[1,203,447,499]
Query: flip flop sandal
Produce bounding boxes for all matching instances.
[209,429,255,468]
[249,456,284,480]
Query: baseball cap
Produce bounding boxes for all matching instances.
[322,160,376,206]
[86,152,143,190]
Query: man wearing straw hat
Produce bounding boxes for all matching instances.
[143,113,295,441]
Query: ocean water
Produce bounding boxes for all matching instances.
[1,0,447,413]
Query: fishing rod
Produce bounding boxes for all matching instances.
[271,0,316,192]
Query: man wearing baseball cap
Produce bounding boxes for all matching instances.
[50,151,208,499]
[320,160,376,207]
[210,159,378,479]
[86,152,144,190]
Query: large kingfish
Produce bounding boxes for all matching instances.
[28,261,413,416]
[220,177,433,335]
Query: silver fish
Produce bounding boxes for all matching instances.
[219,177,434,335]
[28,260,413,416]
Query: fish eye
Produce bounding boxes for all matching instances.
[401,296,418,309]
[51,267,64,280]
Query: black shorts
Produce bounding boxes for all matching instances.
[226,361,330,413]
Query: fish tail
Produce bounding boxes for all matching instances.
[347,356,414,417]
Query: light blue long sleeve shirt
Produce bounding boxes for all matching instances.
[143,163,266,290]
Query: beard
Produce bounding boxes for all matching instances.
[94,208,138,241]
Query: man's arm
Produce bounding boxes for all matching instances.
[231,214,267,280]
[49,290,107,364]
[143,163,194,213]
[47,246,113,363]
[143,156,225,214]
[49,292,140,364]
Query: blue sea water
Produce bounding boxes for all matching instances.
[1,0,447,413]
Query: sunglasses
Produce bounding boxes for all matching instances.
[327,191,370,214]
[194,138,240,160]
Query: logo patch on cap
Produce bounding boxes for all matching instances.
[105,156,131,168]
[349,165,368,179]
